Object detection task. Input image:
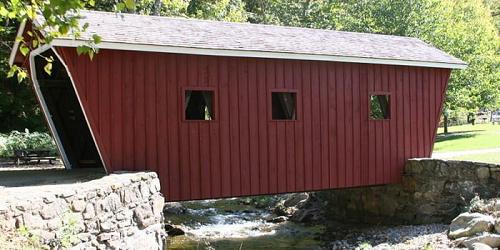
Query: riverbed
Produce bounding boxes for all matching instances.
[163,196,454,250]
[165,198,325,249]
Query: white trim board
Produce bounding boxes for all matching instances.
[29,45,108,173]
[8,21,26,66]
[50,39,467,69]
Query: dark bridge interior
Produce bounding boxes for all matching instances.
[34,50,103,169]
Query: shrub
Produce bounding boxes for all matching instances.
[0,129,57,157]
[0,134,7,156]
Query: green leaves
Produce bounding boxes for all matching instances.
[88,49,95,60]
[17,70,27,83]
[92,34,102,44]
[43,63,52,75]
[116,0,136,12]
[124,0,136,10]
[7,65,27,83]
[75,35,101,60]
[40,56,54,75]
[76,45,88,55]
[7,67,16,79]
[19,44,29,56]
[25,5,36,19]
[0,5,8,17]
[76,45,98,60]
[116,3,126,12]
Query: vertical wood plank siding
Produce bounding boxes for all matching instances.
[58,48,451,201]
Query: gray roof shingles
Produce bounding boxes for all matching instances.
[53,10,466,67]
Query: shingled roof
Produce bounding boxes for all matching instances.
[17,10,467,69]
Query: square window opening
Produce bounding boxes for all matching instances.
[370,94,390,120]
[272,92,297,120]
[185,90,214,121]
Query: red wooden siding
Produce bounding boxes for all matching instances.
[57,48,451,201]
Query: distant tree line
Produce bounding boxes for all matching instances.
[0,0,498,133]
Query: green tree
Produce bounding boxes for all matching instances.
[187,0,246,22]
[243,0,329,27]
[92,0,247,21]
[484,0,500,32]
[0,4,44,132]
[418,0,499,132]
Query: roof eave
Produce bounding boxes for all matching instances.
[51,38,468,70]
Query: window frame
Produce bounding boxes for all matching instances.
[369,91,391,121]
[181,86,217,122]
[269,89,299,122]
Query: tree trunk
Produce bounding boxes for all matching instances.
[443,113,449,134]
[152,0,162,16]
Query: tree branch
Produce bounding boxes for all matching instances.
[0,40,13,51]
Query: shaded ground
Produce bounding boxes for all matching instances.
[0,167,104,188]
[0,162,105,206]
[0,158,64,171]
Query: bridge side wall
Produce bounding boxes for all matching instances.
[56,47,451,201]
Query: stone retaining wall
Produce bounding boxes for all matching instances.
[0,171,165,249]
[318,159,499,224]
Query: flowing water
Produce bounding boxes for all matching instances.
[165,198,325,249]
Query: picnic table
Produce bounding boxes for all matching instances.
[14,150,57,165]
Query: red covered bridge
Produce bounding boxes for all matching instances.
[10,11,466,201]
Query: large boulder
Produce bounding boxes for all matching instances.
[283,193,309,208]
[290,208,321,223]
[273,193,310,217]
[449,212,495,239]
[273,203,294,217]
[463,233,500,249]
[495,219,500,233]
[471,242,493,250]
[163,202,187,215]
[266,216,288,224]
[167,227,185,236]
[470,198,500,215]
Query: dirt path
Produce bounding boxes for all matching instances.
[432,147,500,159]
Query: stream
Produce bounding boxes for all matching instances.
[164,197,325,249]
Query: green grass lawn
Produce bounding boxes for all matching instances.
[434,124,500,152]
[450,152,500,164]
[433,123,500,164]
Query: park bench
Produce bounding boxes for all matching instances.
[14,150,57,165]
